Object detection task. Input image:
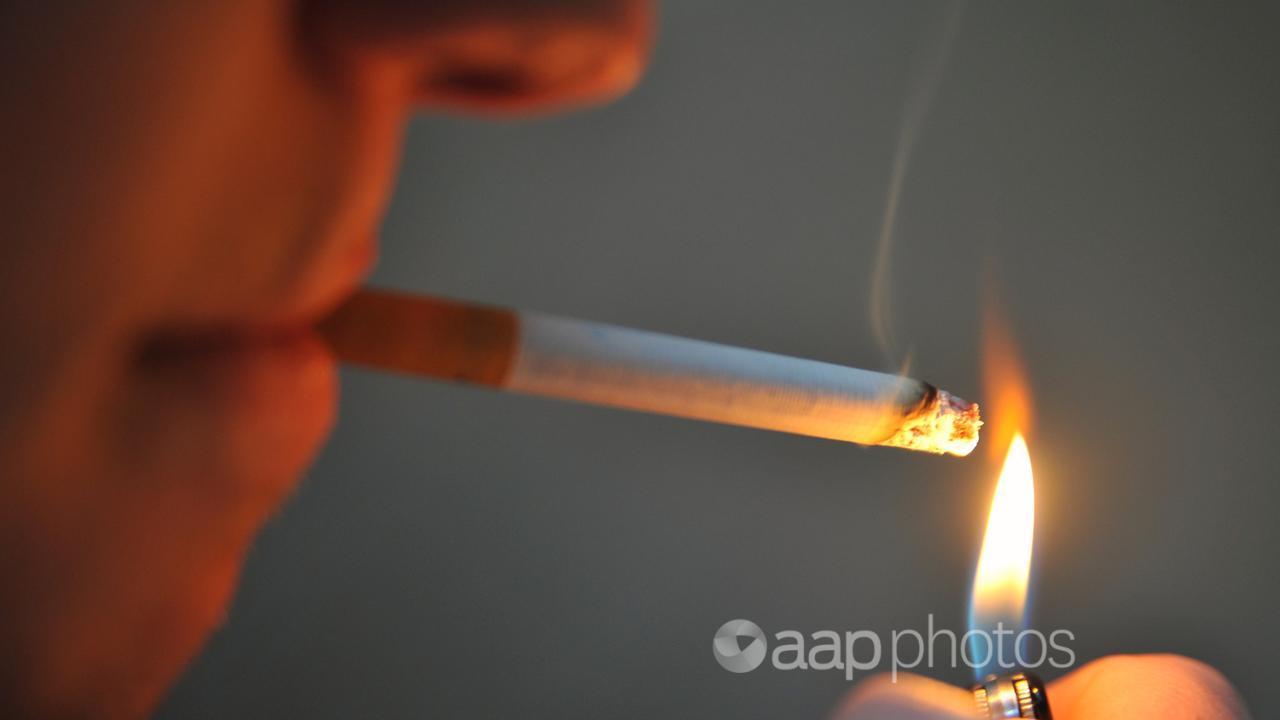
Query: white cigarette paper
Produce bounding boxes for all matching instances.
[508,312,980,456]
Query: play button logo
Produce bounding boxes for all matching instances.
[712,619,767,673]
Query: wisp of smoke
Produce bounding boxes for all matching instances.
[869,1,966,369]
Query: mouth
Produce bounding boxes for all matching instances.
[151,228,377,352]
[133,317,338,446]
[129,232,375,471]
[265,230,379,330]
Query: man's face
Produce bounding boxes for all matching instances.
[0,2,650,716]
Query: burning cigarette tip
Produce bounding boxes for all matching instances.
[882,388,982,457]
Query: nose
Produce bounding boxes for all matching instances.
[306,0,654,115]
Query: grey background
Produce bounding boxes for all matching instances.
[161,2,1279,717]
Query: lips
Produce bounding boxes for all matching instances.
[258,230,379,333]
[132,227,374,487]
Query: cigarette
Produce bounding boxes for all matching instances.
[320,289,981,456]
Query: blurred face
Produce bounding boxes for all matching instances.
[0,1,650,717]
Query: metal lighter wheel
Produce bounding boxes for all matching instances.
[971,672,1052,719]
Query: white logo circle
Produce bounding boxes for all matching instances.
[713,619,767,673]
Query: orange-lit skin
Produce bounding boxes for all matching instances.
[834,655,1250,720]
[0,2,651,717]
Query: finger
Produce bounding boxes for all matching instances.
[1049,654,1251,720]
[831,673,976,720]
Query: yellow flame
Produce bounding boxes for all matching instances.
[971,434,1035,624]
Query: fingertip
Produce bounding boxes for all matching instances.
[1050,654,1251,720]
[832,673,975,720]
